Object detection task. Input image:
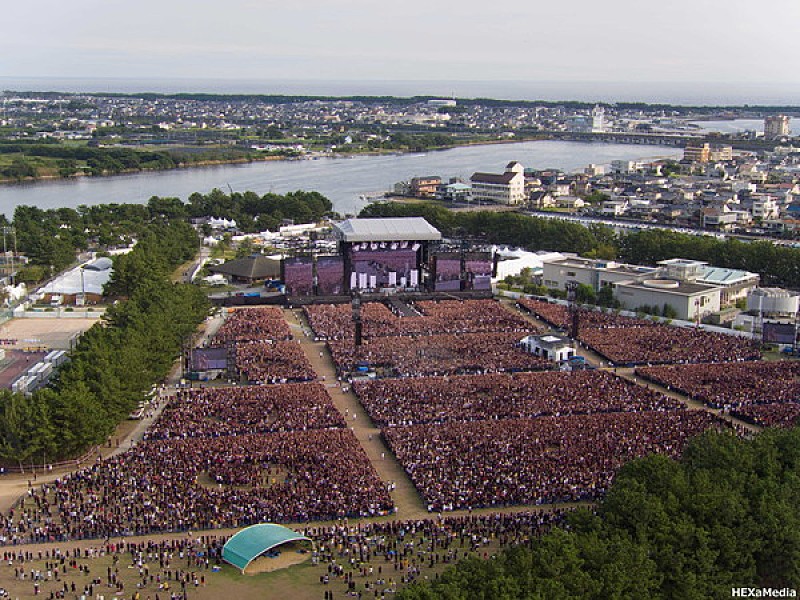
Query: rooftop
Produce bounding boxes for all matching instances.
[333,217,442,242]
[222,523,311,573]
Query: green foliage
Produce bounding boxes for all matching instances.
[0,143,175,176]
[0,221,209,463]
[184,188,334,233]
[575,283,597,305]
[619,229,800,289]
[361,204,800,289]
[400,429,800,599]
[1,156,38,180]
[359,202,598,255]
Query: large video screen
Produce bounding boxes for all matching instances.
[190,347,228,371]
[434,254,461,291]
[284,257,314,296]
[763,322,796,344]
[317,256,345,295]
[350,243,419,289]
[464,254,493,291]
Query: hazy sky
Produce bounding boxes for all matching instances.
[2,0,799,86]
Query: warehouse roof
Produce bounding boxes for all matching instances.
[333,217,441,242]
[222,524,311,573]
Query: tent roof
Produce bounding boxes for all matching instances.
[209,255,281,280]
[222,524,311,573]
[333,217,441,242]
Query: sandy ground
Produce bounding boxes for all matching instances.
[0,316,100,351]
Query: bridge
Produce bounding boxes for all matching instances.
[544,130,784,152]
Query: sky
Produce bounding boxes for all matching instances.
[2,0,800,97]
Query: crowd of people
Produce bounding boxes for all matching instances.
[353,370,684,427]
[327,331,550,377]
[232,340,316,383]
[383,410,725,512]
[304,299,534,341]
[210,307,292,346]
[3,429,393,543]
[579,326,761,366]
[0,535,228,599]
[302,510,567,597]
[518,298,655,330]
[636,360,800,410]
[0,512,571,599]
[143,382,346,440]
[731,403,800,429]
[518,297,761,365]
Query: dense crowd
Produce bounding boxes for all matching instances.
[731,403,800,428]
[209,307,292,345]
[517,298,655,330]
[143,382,346,440]
[383,410,724,511]
[3,429,393,543]
[327,331,550,377]
[636,360,800,409]
[304,299,534,340]
[353,370,683,427]
[579,326,761,366]
[232,340,316,383]
[518,297,760,365]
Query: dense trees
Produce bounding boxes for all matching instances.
[400,428,800,599]
[0,221,209,464]
[8,190,333,283]
[360,202,610,256]
[185,188,335,232]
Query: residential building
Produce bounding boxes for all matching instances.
[409,176,441,198]
[684,142,710,163]
[591,106,606,133]
[470,161,526,205]
[765,115,790,139]
[436,182,472,203]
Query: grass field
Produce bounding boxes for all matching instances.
[0,525,515,600]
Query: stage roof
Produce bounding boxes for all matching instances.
[333,217,442,242]
[222,523,311,573]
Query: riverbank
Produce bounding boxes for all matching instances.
[0,134,553,187]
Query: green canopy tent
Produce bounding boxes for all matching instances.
[222,523,312,574]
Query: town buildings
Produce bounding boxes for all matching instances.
[470,161,527,205]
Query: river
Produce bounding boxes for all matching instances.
[0,140,682,218]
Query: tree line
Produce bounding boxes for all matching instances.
[5,190,335,283]
[0,221,209,465]
[399,427,800,599]
[360,202,800,289]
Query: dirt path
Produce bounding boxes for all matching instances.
[284,308,428,518]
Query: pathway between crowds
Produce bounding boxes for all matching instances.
[0,311,228,513]
[283,307,429,519]
[502,298,762,435]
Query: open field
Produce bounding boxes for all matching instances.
[0,316,99,351]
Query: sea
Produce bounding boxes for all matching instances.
[2,77,799,106]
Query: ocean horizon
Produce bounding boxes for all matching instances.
[2,77,799,106]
